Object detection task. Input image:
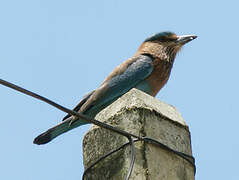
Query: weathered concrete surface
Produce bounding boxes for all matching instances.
[83,88,194,180]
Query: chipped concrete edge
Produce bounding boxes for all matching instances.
[92,88,188,129]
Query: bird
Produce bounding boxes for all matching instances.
[34,31,197,145]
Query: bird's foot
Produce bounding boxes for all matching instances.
[68,116,78,127]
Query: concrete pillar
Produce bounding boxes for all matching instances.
[83,89,194,180]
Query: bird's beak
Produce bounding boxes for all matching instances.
[176,35,197,45]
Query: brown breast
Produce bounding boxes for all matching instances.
[146,58,173,96]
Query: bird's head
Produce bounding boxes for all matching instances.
[136,31,197,63]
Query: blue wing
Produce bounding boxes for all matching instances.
[33,54,154,145]
[80,54,154,116]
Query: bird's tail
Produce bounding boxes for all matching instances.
[33,117,87,145]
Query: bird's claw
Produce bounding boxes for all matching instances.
[68,116,77,127]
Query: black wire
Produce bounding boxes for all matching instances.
[0,78,137,180]
[0,79,140,139]
[83,137,196,178]
[0,78,196,179]
[143,137,196,174]
[82,138,136,180]
[83,139,140,180]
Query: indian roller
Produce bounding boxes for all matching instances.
[34,31,197,145]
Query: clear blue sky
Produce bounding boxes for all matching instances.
[0,0,238,179]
